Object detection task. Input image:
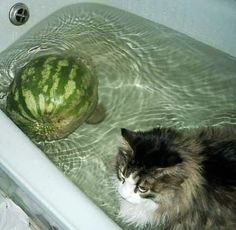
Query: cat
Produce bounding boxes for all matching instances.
[115,127,236,229]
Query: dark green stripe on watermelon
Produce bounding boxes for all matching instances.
[6,54,99,141]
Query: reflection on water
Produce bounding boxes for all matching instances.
[0,3,236,229]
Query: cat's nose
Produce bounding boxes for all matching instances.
[118,184,142,204]
[118,183,133,198]
[118,181,136,200]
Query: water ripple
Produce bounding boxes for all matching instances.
[0,3,236,230]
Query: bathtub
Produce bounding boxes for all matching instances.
[0,0,236,229]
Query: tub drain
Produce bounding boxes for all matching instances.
[9,3,30,26]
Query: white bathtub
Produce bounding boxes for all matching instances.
[0,0,236,229]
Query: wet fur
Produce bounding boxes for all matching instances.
[115,127,236,229]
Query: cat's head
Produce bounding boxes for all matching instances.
[116,127,187,205]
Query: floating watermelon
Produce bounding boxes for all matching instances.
[6,54,106,141]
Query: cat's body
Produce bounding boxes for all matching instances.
[115,127,236,229]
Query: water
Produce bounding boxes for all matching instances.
[0,3,236,229]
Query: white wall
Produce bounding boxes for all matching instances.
[0,0,236,56]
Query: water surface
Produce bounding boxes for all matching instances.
[0,3,236,229]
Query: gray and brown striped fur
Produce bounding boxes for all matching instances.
[115,127,236,229]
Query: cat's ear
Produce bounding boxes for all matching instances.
[121,128,136,144]
[120,128,136,155]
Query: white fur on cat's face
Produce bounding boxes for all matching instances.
[118,174,142,204]
[117,173,158,226]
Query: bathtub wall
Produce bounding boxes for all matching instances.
[0,110,121,230]
[0,0,236,56]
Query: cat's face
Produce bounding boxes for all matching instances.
[116,128,185,206]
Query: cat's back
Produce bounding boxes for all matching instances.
[196,127,236,191]
[188,127,236,229]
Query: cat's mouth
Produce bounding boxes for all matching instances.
[120,197,139,205]
[120,196,128,202]
[119,195,132,203]
[118,194,144,204]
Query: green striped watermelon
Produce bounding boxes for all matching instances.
[6,54,105,141]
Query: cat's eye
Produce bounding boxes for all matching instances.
[137,186,149,193]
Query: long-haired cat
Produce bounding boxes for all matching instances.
[115,127,236,229]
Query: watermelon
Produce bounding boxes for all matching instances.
[6,54,105,141]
